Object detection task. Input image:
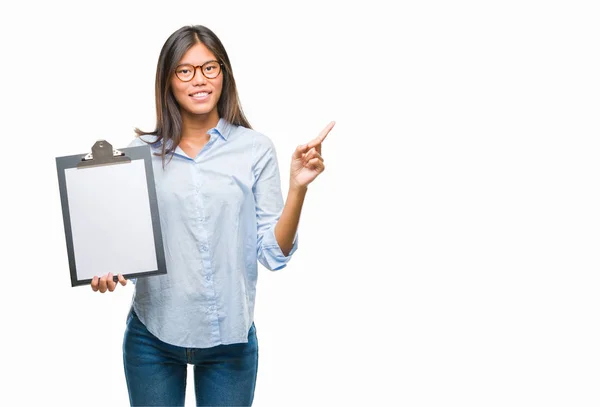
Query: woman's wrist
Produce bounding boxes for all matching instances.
[288,181,308,195]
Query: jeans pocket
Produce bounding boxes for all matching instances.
[126,306,135,325]
[248,322,257,344]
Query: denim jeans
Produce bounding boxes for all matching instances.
[122,308,258,406]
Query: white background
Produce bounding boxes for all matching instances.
[1,1,599,406]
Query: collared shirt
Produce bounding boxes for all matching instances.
[127,118,298,348]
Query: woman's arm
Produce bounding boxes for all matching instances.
[274,121,335,256]
[275,186,307,256]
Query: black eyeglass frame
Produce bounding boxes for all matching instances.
[174,60,224,82]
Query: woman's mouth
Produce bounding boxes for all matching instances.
[190,91,211,101]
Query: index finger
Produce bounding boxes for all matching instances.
[308,121,335,149]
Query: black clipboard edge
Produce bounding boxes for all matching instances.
[70,269,168,287]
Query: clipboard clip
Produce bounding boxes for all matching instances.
[78,140,131,168]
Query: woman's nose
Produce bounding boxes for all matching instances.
[191,67,207,85]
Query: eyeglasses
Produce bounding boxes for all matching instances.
[174,60,223,82]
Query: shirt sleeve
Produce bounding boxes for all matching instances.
[252,134,298,271]
[127,137,144,148]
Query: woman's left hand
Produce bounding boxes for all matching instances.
[290,121,335,189]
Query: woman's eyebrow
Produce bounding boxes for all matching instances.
[178,59,215,66]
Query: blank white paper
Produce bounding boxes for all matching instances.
[65,159,158,280]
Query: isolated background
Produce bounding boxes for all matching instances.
[1,1,599,406]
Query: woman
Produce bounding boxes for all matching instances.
[90,25,334,406]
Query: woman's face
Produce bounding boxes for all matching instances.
[170,42,223,121]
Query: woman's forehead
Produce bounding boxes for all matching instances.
[178,42,216,65]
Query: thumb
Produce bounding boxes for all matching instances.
[293,143,309,159]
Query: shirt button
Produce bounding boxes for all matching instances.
[205,275,211,281]
[200,244,208,252]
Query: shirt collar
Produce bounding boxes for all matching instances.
[150,117,232,150]
[210,117,232,141]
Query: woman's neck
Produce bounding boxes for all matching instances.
[180,110,220,140]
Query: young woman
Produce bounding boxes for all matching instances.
[90,25,334,406]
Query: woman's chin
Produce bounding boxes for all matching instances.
[183,105,217,118]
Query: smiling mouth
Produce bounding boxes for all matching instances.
[191,91,210,97]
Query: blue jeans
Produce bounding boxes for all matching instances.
[122,308,258,406]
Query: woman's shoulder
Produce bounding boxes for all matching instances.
[126,134,160,148]
[233,124,275,150]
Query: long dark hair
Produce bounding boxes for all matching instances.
[135,25,251,165]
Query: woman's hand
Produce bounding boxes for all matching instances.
[91,273,128,293]
[290,121,335,189]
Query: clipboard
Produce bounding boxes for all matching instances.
[56,140,167,287]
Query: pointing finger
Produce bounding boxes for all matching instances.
[308,121,335,153]
[309,121,335,146]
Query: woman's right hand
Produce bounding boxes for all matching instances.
[91,273,128,293]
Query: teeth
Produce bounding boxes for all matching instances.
[192,92,208,97]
